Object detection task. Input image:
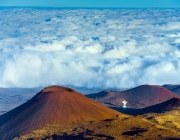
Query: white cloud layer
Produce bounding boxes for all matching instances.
[0,8,180,89]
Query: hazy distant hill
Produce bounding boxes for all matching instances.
[162,84,180,96]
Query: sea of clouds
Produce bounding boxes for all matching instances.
[0,8,180,89]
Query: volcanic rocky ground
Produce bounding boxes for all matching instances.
[1,85,180,140]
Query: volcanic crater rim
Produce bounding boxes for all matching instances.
[42,85,74,93]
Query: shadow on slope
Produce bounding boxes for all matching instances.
[122,127,148,136]
[42,131,115,140]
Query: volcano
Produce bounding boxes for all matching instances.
[163,84,180,96]
[111,97,180,115]
[0,86,121,140]
[86,85,180,108]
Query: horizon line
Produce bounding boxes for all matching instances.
[0,6,180,9]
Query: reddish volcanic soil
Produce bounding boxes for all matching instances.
[86,85,180,108]
[0,86,121,140]
[163,84,180,96]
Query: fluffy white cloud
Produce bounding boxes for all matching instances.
[159,22,180,31]
[139,60,180,85]
[175,38,180,43]
[0,8,180,89]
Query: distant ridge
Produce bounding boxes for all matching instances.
[86,85,180,108]
[0,86,121,140]
[163,84,180,96]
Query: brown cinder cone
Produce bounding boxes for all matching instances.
[0,86,121,140]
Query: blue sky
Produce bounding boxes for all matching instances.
[1,0,180,8]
